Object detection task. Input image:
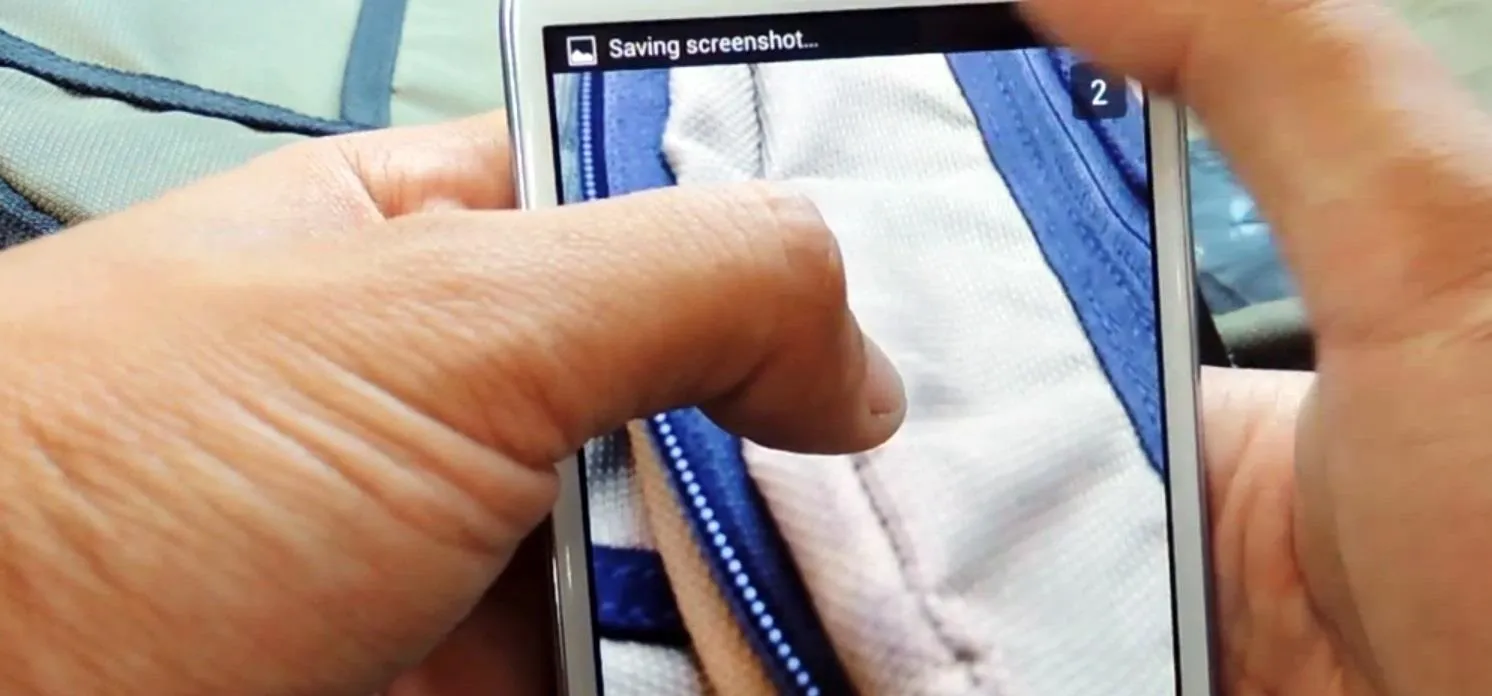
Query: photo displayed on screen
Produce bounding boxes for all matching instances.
[543,6,1178,694]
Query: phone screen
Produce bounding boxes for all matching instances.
[537,4,1188,694]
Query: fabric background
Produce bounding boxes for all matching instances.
[663,54,1174,696]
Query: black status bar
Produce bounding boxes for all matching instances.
[544,4,1043,74]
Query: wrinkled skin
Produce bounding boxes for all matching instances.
[0,117,903,696]
[3,0,1492,693]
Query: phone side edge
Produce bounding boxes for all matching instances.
[501,1,604,694]
[1148,96,1218,696]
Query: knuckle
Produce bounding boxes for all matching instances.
[727,183,848,310]
[643,181,847,317]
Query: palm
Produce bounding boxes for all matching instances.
[1202,367,1368,696]
[146,118,552,696]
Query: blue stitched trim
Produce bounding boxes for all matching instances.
[598,70,673,196]
[949,49,1164,473]
[1027,51,1149,245]
[592,546,690,647]
[0,173,61,247]
[340,0,410,127]
[588,69,851,694]
[0,28,362,135]
[1044,51,1149,199]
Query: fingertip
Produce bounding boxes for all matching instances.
[704,330,905,456]
[860,335,907,436]
[1018,0,1193,90]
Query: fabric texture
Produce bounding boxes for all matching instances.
[0,0,503,243]
[388,0,507,126]
[341,0,411,127]
[951,49,1162,472]
[599,641,711,696]
[0,68,305,226]
[0,0,358,120]
[658,54,1174,695]
[586,435,699,662]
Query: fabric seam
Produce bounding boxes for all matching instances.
[0,168,61,244]
[340,0,410,127]
[0,27,364,135]
[849,453,1002,694]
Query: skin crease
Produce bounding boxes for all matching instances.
[0,0,1490,694]
[0,115,907,696]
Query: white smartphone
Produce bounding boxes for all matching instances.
[501,1,1211,694]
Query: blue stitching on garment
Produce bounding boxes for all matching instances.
[0,28,362,135]
[591,546,690,646]
[598,70,673,196]
[949,49,1163,473]
[340,0,410,127]
[1043,51,1149,199]
[0,172,61,247]
[1024,51,1148,244]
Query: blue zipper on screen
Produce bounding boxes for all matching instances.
[578,71,601,201]
[646,412,824,695]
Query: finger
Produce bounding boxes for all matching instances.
[132,112,514,239]
[1024,0,1492,340]
[260,182,906,464]
[314,111,516,217]
[385,531,554,696]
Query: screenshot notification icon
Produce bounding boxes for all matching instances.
[566,36,598,67]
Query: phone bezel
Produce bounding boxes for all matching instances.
[500,0,1212,693]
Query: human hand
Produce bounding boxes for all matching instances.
[1199,367,1361,695]
[0,115,905,696]
[1027,0,1492,693]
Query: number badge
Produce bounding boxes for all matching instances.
[1070,62,1128,121]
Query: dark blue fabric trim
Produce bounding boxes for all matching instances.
[0,173,61,247]
[599,70,673,196]
[591,546,689,647]
[340,0,409,127]
[647,411,854,696]
[1027,50,1149,244]
[1043,51,1149,199]
[0,28,362,136]
[949,49,1163,473]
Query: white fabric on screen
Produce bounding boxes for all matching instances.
[599,640,710,696]
[663,54,1175,696]
[585,437,708,693]
[585,435,654,549]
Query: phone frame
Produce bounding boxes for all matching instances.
[500,0,1212,693]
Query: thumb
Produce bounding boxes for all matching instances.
[1024,0,1492,344]
[265,182,907,464]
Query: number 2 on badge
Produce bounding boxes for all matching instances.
[1071,62,1127,121]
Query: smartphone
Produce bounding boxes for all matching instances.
[501,0,1210,694]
